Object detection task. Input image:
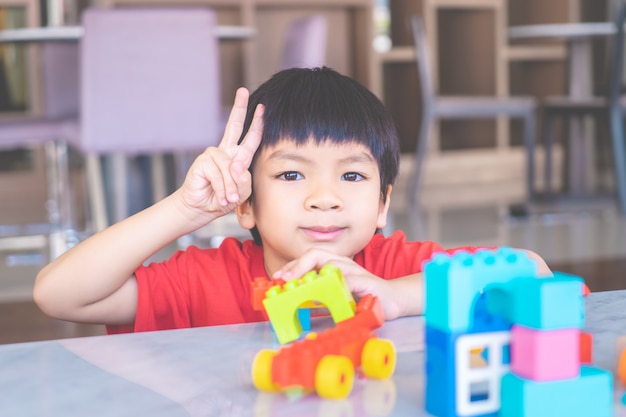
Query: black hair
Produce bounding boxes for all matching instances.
[238,67,400,245]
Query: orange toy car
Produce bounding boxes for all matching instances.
[251,294,396,400]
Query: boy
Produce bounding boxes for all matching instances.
[34,67,549,333]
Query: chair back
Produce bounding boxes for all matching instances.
[80,8,222,154]
[41,42,80,119]
[280,14,327,70]
[410,15,436,107]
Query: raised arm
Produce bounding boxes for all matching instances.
[33,88,264,325]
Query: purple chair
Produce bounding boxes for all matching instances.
[0,7,226,261]
[280,14,327,70]
[80,7,224,230]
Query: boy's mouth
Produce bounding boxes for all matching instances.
[301,226,345,241]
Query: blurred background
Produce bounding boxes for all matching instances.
[1,0,625,344]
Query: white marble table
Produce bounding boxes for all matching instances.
[0,290,623,416]
[508,22,616,196]
[0,25,256,43]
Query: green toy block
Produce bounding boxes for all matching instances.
[263,264,356,344]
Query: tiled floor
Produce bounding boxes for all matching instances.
[394,188,626,264]
[1,151,626,344]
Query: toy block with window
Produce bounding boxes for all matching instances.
[423,247,613,417]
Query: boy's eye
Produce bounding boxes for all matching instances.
[342,172,365,182]
[277,171,303,181]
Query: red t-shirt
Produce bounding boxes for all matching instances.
[107,231,477,334]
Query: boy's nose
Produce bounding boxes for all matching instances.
[305,183,342,210]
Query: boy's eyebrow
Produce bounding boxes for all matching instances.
[341,153,376,163]
[266,150,310,162]
[266,150,376,163]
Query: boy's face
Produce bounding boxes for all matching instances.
[236,138,391,276]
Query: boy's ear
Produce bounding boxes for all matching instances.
[376,185,393,229]
[235,199,256,230]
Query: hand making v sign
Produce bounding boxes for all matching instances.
[180,87,264,223]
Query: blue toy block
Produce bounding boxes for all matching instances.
[425,327,456,417]
[424,247,537,333]
[425,325,511,417]
[269,308,311,335]
[297,308,311,331]
[485,272,584,330]
[500,366,613,417]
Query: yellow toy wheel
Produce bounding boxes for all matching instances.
[314,355,355,400]
[252,349,280,392]
[361,338,396,379]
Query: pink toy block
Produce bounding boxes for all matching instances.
[510,325,580,381]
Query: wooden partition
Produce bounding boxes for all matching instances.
[375,0,609,187]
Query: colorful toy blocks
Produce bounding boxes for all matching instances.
[251,266,395,401]
[251,294,396,400]
[260,264,356,344]
[422,248,613,417]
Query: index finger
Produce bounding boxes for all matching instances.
[231,103,264,170]
[220,87,250,148]
[273,249,339,280]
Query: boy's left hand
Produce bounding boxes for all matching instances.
[273,249,404,320]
